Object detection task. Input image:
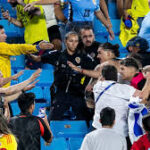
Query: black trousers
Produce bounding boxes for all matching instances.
[48,91,90,121]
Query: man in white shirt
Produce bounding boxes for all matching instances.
[81,107,127,150]
[92,65,149,149]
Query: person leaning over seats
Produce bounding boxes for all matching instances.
[0,25,53,87]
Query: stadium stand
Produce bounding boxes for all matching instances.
[68,138,83,150]
[50,121,89,138]
[41,137,68,150]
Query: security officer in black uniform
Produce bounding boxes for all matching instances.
[77,26,101,67]
[29,31,95,121]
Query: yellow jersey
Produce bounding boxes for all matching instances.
[0,42,38,87]
[0,134,17,150]
[17,0,49,44]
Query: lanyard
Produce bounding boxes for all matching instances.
[95,82,116,103]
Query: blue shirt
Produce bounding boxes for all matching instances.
[67,0,100,22]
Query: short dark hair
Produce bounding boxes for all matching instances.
[99,42,120,57]
[18,92,35,113]
[142,114,150,141]
[80,25,93,32]
[100,107,115,126]
[101,65,118,81]
[0,25,4,30]
[120,57,139,70]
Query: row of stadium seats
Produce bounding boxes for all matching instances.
[41,137,83,150]
[41,121,91,150]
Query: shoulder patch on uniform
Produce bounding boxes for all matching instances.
[75,57,81,64]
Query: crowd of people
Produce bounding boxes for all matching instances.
[0,0,150,149]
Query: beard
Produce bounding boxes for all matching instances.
[9,1,18,7]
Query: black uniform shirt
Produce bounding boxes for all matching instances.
[41,49,95,95]
[77,41,100,66]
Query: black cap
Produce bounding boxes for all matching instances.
[126,36,149,52]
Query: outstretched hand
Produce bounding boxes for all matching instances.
[29,69,41,82]
[67,61,82,73]
[39,41,54,50]
[107,27,115,40]
[12,70,24,80]
[28,54,41,62]
[24,80,39,91]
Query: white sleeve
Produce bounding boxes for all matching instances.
[122,137,127,150]
[123,85,136,100]
[80,135,92,150]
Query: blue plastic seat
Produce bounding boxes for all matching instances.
[108,2,120,19]
[0,2,17,18]
[43,87,51,105]
[26,86,46,102]
[50,121,89,138]
[42,64,54,70]
[111,19,121,35]
[94,17,108,37]
[10,100,20,116]
[0,20,24,38]
[11,69,18,85]
[18,69,54,86]
[68,138,83,150]
[94,16,109,43]
[11,55,25,70]
[41,138,68,150]
[108,36,128,53]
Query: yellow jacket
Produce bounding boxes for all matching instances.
[0,42,38,87]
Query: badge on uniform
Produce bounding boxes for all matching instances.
[75,57,81,64]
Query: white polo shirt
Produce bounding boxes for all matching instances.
[93,80,136,137]
[80,128,127,150]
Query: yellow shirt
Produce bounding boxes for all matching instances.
[17,0,49,44]
[131,0,150,17]
[0,134,17,150]
[0,42,38,87]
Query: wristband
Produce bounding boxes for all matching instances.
[36,44,41,51]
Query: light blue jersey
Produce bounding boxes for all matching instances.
[68,0,100,22]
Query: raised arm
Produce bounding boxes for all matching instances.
[0,41,53,56]
[0,71,23,87]
[100,0,112,27]
[0,69,41,96]
[2,10,24,27]
[67,61,101,78]
[95,10,114,40]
